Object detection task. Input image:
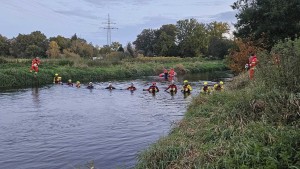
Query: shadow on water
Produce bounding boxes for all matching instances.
[0,72,231,169]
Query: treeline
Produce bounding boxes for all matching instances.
[133,20,233,58]
[0,32,130,59]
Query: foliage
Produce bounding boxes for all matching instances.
[133,19,231,58]
[10,31,48,58]
[176,19,209,57]
[232,0,300,50]
[0,57,225,89]
[227,38,261,74]
[153,24,178,56]
[135,38,300,169]
[46,41,61,58]
[126,42,136,58]
[207,37,234,59]
[133,29,156,56]
[0,34,10,56]
[257,38,300,94]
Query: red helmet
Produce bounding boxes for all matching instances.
[152,82,156,85]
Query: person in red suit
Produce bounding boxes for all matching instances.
[30,57,41,74]
[249,53,258,80]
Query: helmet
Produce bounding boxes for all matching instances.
[152,82,156,85]
[171,80,175,84]
[204,82,208,85]
[76,81,80,83]
[108,83,112,86]
[68,79,72,82]
[89,82,93,85]
[55,73,58,76]
[184,80,188,83]
[220,81,224,85]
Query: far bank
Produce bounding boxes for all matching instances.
[0,57,227,89]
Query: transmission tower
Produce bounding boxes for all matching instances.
[102,14,118,46]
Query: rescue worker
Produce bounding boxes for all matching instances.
[87,82,94,89]
[181,80,192,93]
[165,80,177,93]
[214,81,224,92]
[169,68,176,77]
[163,68,169,80]
[127,83,137,91]
[30,57,41,74]
[67,79,73,86]
[249,53,258,80]
[53,74,60,84]
[146,82,159,93]
[202,81,212,94]
[75,81,81,88]
[105,83,116,90]
[57,77,62,84]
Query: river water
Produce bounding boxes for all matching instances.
[0,72,231,169]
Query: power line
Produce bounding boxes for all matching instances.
[101,14,118,46]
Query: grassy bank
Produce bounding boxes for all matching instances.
[0,57,226,89]
[135,39,300,168]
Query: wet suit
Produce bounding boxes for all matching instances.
[127,86,136,91]
[181,84,192,94]
[105,86,116,90]
[148,85,159,93]
[166,84,177,93]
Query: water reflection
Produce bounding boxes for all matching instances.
[31,87,40,108]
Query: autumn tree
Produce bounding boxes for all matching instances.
[227,38,261,74]
[46,41,61,58]
[49,35,71,52]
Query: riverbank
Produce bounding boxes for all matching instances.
[0,57,226,89]
[135,39,300,168]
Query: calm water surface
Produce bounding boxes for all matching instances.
[0,73,230,169]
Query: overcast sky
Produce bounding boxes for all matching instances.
[0,0,237,46]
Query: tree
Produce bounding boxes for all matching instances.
[49,35,71,52]
[110,42,122,51]
[10,31,48,58]
[176,19,208,57]
[25,45,42,58]
[227,38,261,74]
[46,41,61,58]
[126,42,136,58]
[133,29,156,56]
[206,21,230,39]
[0,34,10,56]
[232,0,300,49]
[153,24,178,56]
[207,37,233,59]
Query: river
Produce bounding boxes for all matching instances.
[0,72,231,169]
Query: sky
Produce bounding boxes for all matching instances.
[0,0,237,46]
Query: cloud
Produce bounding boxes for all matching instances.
[193,11,237,24]
[54,9,99,20]
[83,0,153,7]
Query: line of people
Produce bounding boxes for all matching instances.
[53,73,224,94]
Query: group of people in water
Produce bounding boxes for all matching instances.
[53,73,224,95]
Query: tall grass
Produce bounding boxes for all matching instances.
[135,39,300,168]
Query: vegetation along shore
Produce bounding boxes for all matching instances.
[0,57,226,89]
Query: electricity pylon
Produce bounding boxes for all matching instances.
[102,14,118,46]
